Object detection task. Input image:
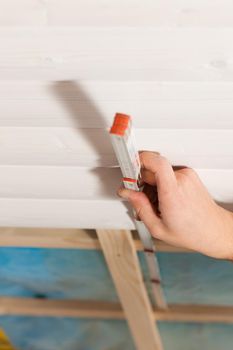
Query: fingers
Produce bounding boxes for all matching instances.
[141,168,156,185]
[117,187,164,238]
[139,151,177,197]
[139,150,160,185]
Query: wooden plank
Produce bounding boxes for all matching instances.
[0,198,134,229]
[0,0,47,26]
[41,0,233,27]
[0,228,101,249]
[0,297,123,319]
[0,198,231,229]
[1,81,233,129]
[97,229,163,350]
[0,128,231,169]
[1,28,233,81]
[0,166,231,204]
[155,304,233,324]
[0,227,191,252]
[1,0,233,27]
[1,297,233,324]
[0,166,120,200]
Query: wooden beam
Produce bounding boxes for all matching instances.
[0,297,123,319]
[0,227,191,252]
[154,304,233,324]
[0,228,100,249]
[96,229,163,350]
[1,297,233,324]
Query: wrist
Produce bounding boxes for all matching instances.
[221,208,233,260]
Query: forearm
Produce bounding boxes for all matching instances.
[222,208,233,259]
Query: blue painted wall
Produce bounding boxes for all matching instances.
[158,253,233,305]
[0,248,233,305]
[0,248,233,349]
[1,317,233,350]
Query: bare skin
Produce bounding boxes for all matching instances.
[117,151,233,260]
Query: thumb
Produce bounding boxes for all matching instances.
[140,152,177,198]
[117,188,163,239]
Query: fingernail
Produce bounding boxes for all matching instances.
[139,150,160,156]
[117,188,130,200]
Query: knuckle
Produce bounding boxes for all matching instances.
[156,155,170,170]
[182,167,197,178]
[157,155,168,164]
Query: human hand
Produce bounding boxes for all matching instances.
[118,151,233,260]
